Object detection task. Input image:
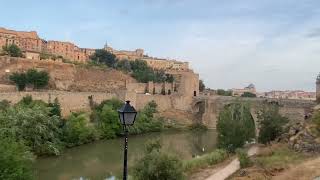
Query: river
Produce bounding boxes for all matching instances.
[36,129,217,180]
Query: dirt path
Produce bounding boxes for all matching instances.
[272,157,320,180]
[204,146,259,180]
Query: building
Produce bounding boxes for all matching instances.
[232,84,256,96]
[0,27,93,62]
[263,90,316,100]
[0,27,191,70]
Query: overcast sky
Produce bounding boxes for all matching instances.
[0,0,319,92]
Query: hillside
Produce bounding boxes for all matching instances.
[0,56,136,92]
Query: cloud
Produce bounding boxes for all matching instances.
[305,28,320,38]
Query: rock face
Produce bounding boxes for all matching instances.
[280,122,320,153]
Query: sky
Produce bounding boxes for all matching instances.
[0,0,319,92]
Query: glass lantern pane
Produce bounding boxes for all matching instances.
[119,113,125,125]
[124,113,136,125]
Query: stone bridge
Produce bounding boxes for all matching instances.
[192,95,316,129]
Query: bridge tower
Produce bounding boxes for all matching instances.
[316,73,320,103]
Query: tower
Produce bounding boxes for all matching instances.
[316,73,320,103]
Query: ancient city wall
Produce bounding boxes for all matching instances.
[0,91,125,116]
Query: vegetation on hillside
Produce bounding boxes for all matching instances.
[1,44,23,57]
[9,69,49,91]
[241,92,257,98]
[216,101,256,152]
[217,89,232,96]
[89,49,174,83]
[257,103,288,144]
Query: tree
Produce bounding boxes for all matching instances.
[0,137,34,180]
[217,101,255,152]
[257,104,288,144]
[2,44,23,57]
[0,104,63,155]
[241,92,257,98]
[133,140,184,180]
[9,72,27,91]
[199,80,205,92]
[26,69,49,89]
[217,89,232,96]
[90,49,117,67]
[48,98,61,117]
[62,113,97,147]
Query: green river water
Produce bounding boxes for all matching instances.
[36,129,217,180]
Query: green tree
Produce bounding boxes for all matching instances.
[95,105,122,139]
[2,44,23,57]
[217,101,255,152]
[241,92,257,98]
[63,113,97,147]
[48,98,61,117]
[133,140,184,180]
[9,72,27,91]
[217,89,232,96]
[0,104,63,156]
[90,49,117,67]
[257,104,288,144]
[199,80,205,92]
[0,137,34,180]
[26,69,49,89]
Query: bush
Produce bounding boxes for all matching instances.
[133,140,184,180]
[63,113,98,147]
[0,137,34,180]
[9,72,27,91]
[258,104,288,144]
[90,49,116,67]
[217,89,232,96]
[183,149,228,173]
[312,110,320,133]
[26,69,49,89]
[2,44,23,57]
[48,98,62,117]
[236,149,252,168]
[9,69,50,90]
[241,92,256,98]
[0,102,63,156]
[128,101,163,135]
[217,101,255,152]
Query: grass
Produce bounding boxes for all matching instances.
[255,145,306,169]
[183,149,228,173]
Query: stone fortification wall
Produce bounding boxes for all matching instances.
[0,56,135,92]
[0,91,125,116]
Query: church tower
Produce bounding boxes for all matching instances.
[316,73,320,103]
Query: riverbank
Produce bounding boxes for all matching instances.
[36,129,218,180]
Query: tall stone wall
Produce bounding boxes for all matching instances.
[0,91,125,116]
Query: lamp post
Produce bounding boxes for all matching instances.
[118,101,137,180]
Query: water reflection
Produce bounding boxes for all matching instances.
[36,129,217,180]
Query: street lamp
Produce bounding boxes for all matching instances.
[118,100,137,180]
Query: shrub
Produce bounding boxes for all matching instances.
[0,100,10,111]
[63,113,98,147]
[241,92,257,98]
[0,137,34,180]
[95,104,122,139]
[236,149,252,168]
[9,72,27,91]
[0,104,63,156]
[2,44,23,57]
[258,104,288,144]
[90,49,117,67]
[48,98,61,117]
[133,140,184,180]
[183,149,228,173]
[217,101,255,152]
[217,89,232,96]
[26,69,49,89]
[312,110,320,133]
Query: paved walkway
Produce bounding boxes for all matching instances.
[205,146,259,180]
